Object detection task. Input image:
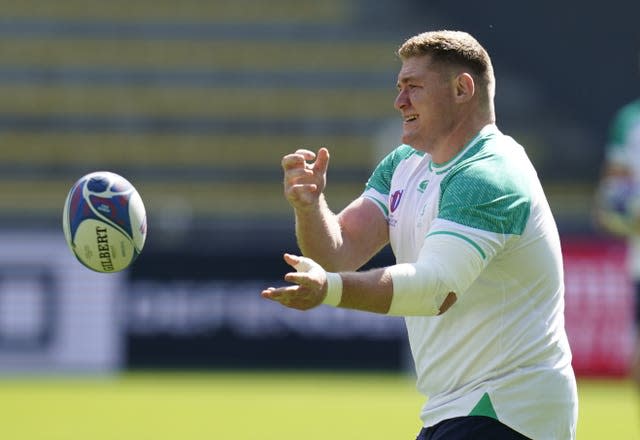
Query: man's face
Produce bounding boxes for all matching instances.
[394,55,456,152]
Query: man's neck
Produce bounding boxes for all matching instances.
[430,117,493,164]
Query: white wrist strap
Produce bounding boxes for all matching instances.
[323,272,343,306]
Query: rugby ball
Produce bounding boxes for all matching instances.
[62,171,147,272]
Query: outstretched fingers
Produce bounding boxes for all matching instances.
[284,270,313,286]
[261,253,327,311]
[261,284,318,310]
[261,284,300,299]
[284,253,305,269]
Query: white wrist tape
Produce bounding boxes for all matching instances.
[323,272,343,306]
[293,256,342,307]
[386,232,486,316]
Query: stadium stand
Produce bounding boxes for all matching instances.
[0,0,400,231]
[0,0,602,237]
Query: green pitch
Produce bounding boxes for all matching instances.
[0,371,636,439]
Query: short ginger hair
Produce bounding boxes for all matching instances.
[398,30,495,99]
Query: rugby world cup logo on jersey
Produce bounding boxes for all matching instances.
[388,189,403,227]
[390,190,403,212]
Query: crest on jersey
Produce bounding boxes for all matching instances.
[390,190,404,212]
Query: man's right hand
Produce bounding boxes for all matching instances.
[281,148,330,211]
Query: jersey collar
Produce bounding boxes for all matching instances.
[429,124,499,174]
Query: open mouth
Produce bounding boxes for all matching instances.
[404,115,418,122]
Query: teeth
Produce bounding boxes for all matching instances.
[405,115,418,122]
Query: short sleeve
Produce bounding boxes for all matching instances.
[362,144,420,218]
[438,154,531,235]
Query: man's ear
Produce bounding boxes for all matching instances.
[454,72,475,103]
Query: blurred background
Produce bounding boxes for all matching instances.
[0,0,638,437]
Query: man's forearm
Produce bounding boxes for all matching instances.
[294,194,344,270]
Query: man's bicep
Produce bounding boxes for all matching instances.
[337,197,389,271]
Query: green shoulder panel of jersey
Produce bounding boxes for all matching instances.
[609,99,640,149]
[438,135,531,235]
[365,144,423,195]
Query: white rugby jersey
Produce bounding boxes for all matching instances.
[362,125,578,439]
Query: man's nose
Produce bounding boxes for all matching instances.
[394,89,409,110]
